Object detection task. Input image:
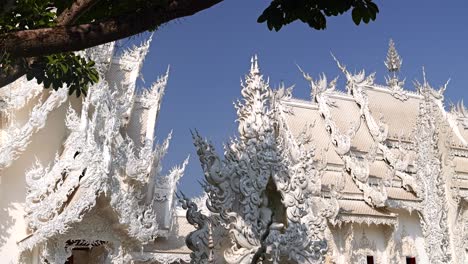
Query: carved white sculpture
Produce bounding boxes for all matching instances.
[181,56,339,264]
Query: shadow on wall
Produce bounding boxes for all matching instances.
[0,97,69,252]
[0,203,14,248]
[0,155,29,251]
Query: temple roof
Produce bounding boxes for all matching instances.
[280,55,468,210]
[283,95,420,203]
[335,199,398,226]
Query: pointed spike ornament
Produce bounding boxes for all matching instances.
[250,54,260,75]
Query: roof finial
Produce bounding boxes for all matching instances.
[385,39,402,74]
[384,40,406,97]
[250,54,260,75]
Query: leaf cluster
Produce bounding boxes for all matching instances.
[0,0,57,34]
[0,0,171,96]
[258,0,379,31]
[0,0,100,96]
[26,53,99,97]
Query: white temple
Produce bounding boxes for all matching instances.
[3,39,468,264]
[0,41,193,263]
[182,41,468,264]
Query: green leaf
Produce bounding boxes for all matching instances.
[257,0,378,31]
[88,71,99,83]
[59,63,68,74]
[26,72,34,81]
[352,7,361,25]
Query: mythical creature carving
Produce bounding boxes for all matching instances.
[451,100,468,131]
[300,66,389,208]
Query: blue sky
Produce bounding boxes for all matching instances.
[124,0,468,197]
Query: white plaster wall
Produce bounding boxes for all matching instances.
[329,223,389,263]
[329,211,427,264]
[393,210,428,263]
[0,90,73,263]
[355,224,389,262]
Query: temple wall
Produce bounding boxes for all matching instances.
[329,223,387,263]
[328,209,428,264]
[0,90,73,263]
[353,224,388,263]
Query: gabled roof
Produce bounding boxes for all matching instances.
[279,56,463,210]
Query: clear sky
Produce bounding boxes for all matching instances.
[125,0,468,197]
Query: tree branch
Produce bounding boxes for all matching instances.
[56,0,102,25]
[0,0,102,87]
[1,0,223,59]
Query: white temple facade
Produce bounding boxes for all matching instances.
[182,42,468,264]
[3,39,468,264]
[0,41,193,263]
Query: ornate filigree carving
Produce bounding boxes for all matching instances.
[299,68,355,156]
[300,66,389,208]
[413,80,452,263]
[454,203,468,264]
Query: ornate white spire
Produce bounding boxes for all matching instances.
[384,39,407,100]
[183,56,338,264]
[385,39,402,74]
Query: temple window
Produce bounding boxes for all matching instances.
[366,255,374,264]
[406,256,416,264]
[64,240,107,264]
[65,248,89,264]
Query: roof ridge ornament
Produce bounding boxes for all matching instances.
[384,39,408,101]
[385,39,402,74]
[297,64,337,103]
[414,67,449,102]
